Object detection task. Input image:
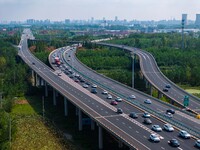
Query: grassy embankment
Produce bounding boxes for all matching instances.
[10,96,77,150]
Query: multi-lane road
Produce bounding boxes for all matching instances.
[55,45,200,136]
[50,45,199,149]
[19,29,200,149]
[97,43,200,114]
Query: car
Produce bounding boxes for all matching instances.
[143,112,151,118]
[129,112,138,119]
[102,90,108,95]
[107,94,112,99]
[67,59,70,61]
[166,109,175,114]
[164,112,173,118]
[79,78,85,82]
[82,84,89,88]
[195,139,200,148]
[115,97,122,102]
[152,125,162,132]
[91,88,97,94]
[129,95,136,99]
[85,82,90,85]
[168,139,180,147]
[143,118,152,125]
[179,130,191,139]
[74,78,79,82]
[91,84,97,88]
[163,124,174,132]
[144,99,152,104]
[163,88,169,92]
[110,100,118,105]
[165,84,171,88]
[149,134,160,142]
[32,62,35,65]
[117,108,123,114]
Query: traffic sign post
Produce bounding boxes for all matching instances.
[183,95,189,107]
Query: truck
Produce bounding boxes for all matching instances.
[54,57,61,66]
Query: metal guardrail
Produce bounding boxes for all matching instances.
[59,48,200,139]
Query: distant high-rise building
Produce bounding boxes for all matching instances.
[115,16,118,22]
[182,14,188,25]
[65,19,70,24]
[195,14,200,25]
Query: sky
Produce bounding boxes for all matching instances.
[0,0,200,21]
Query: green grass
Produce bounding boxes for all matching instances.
[10,97,76,150]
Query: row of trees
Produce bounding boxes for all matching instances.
[77,48,133,86]
[0,38,30,149]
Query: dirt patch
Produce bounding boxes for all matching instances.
[15,100,29,104]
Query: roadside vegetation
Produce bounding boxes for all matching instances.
[108,33,200,87]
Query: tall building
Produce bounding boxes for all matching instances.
[115,16,118,22]
[182,14,188,25]
[195,14,200,25]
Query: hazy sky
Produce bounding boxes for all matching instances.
[0,0,200,21]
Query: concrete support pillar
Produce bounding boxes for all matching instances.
[45,82,48,97]
[78,109,82,131]
[118,141,123,148]
[158,92,163,99]
[34,73,38,86]
[149,84,153,96]
[31,70,35,86]
[64,97,68,116]
[41,79,44,86]
[145,79,148,89]
[98,126,103,150]
[91,119,95,130]
[53,89,56,106]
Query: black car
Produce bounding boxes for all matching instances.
[163,88,169,92]
[143,118,152,125]
[168,139,180,147]
[117,108,123,114]
[165,84,171,88]
[166,109,175,114]
[129,112,138,119]
[91,88,97,94]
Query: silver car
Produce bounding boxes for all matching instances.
[150,134,160,142]
[163,124,174,132]
[152,125,162,132]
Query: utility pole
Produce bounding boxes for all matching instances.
[131,52,135,88]
[181,19,185,49]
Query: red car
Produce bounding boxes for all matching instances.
[110,100,118,105]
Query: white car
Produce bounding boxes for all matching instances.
[152,125,162,132]
[144,99,152,104]
[143,112,151,118]
[91,84,97,88]
[115,97,122,102]
[107,94,112,99]
[149,134,160,142]
[179,130,191,139]
[82,84,89,88]
[102,90,108,95]
[129,95,136,99]
[195,139,200,148]
[163,124,174,132]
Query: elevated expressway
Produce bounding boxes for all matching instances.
[56,44,200,137]
[49,45,199,149]
[97,43,200,115]
[19,29,199,149]
[18,30,181,150]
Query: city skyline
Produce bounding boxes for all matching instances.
[0,0,200,22]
